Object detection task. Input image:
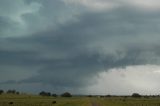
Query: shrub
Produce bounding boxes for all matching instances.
[105,95,111,97]
[39,91,51,96]
[52,101,56,104]
[52,94,57,97]
[9,102,14,105]
[61,92,72,97]
[0,90,4,95]
[16,92,20,95]
[132,93,141,98]
[7,90,16,94]
[87,95,93,97]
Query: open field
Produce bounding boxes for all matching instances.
[1,94,160,106]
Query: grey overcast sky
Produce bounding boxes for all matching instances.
[1,0,160,95]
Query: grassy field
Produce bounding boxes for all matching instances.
[1,94,160,106]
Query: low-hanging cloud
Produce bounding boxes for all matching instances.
[64,0,160,11]
[1,0,160,94]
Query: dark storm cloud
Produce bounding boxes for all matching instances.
[1,0,160,93]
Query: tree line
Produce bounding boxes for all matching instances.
[0,89,160,98]
[0,89,20,95]
[39,91,72,97]
[0,89,72,97]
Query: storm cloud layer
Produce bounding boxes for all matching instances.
[1,0,160,94]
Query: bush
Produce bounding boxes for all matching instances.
[87,95,93,97]
[61,92,72,97]
[39,91,51,96]
[16,92,20,95]
[0,90,4,95]
[52,94,57,97]
[7,90,16,94]
[52,101,56,104]
[132,93,141,98]
[105,95,111,97]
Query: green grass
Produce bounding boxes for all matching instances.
[92,97,160,106]
[1,94,160,106]
[0,94,90,106]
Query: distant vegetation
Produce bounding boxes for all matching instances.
[39,91,51,96]
[52,93,57,97]
[39,91,72,97]
[1,89,160,106]
[1,89,160,98]
[0,89,72,98]
[6,89,19,95]
[132,93,142,98]
[0,89,19,95]
[61,92,72,97]
[0,91,160,106]
[0,90,4,95]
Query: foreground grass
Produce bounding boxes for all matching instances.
[0,94,90,106]
[91,97,160,106]
[1,94,160,106]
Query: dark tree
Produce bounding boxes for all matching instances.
[16,92,20,95]
[52,101,56,104]
[132,93,141,98]
[61,92,72,97]
[52,94,57,97]
[87,95,93,97]
[39,91,51,96]
[47,92,51,96]
[0,90,4,95]
[7,90,16,94]
[105,95,111,97]
[39,91,45,96]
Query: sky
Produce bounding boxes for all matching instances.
[1,0,160,95]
